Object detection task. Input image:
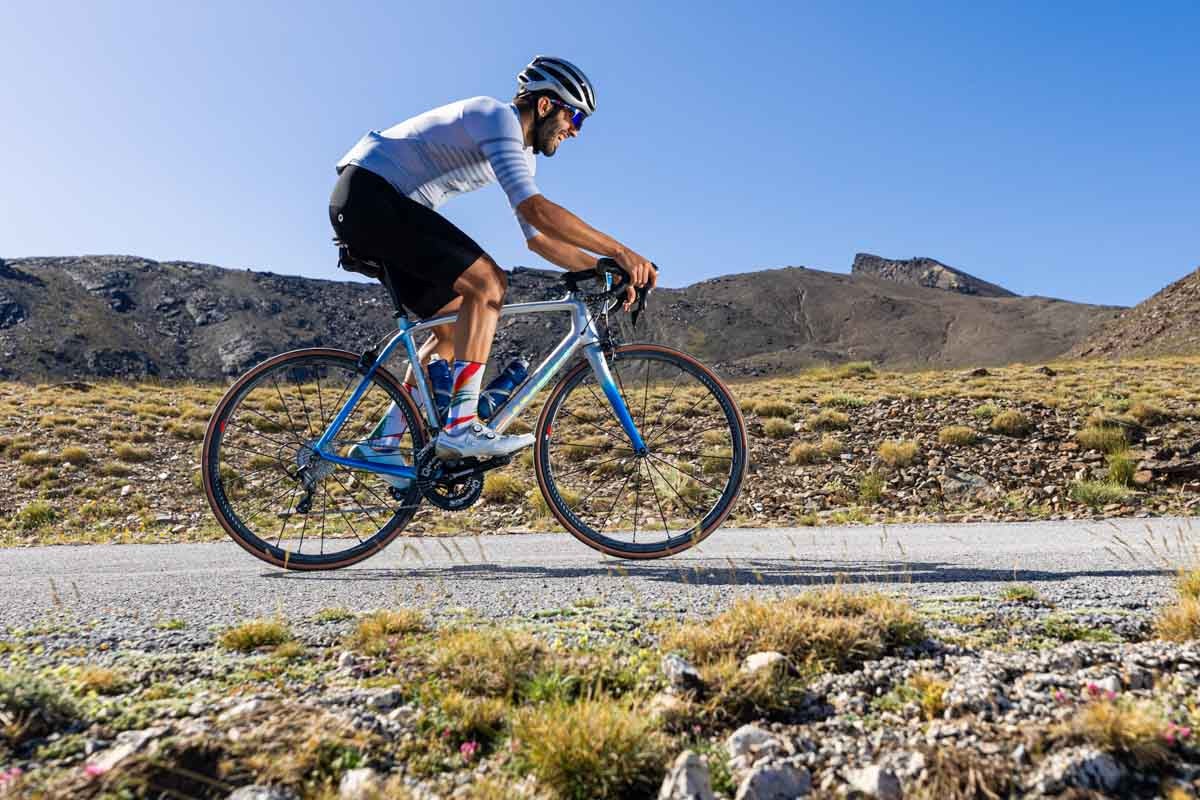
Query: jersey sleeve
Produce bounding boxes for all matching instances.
[465,100,542,217]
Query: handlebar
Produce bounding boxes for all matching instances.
[562,258,659,326]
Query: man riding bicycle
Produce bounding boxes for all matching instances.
[329,56,657,474]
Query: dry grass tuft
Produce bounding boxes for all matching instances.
[512,696,669,800]
[218,618,293,653]
[1107,450,1137,486]
[59,446,91,464]
[1155,566,1200,642]
[787,442,822,465]
[114,444,154,463]
[761,418,793,440]
[937,426,978,446]
[1127,401,1169,426]
[1000,584,1040,603]
[819,435,844,458]
[988,410,1034,437]
[809,409,850,431]
[878,440,919,467]
[1077,425,1129,454]
[1070,480,1132,508]
[348,609,428,656]
[1,670,82,747]
[72,666,131,696]
[819,393,866,409]
[754,401,794,419]
[1066,698,1171,769]
[16,500,57,530]
[482,473,528,504]
[858,471,886,503]
[663,588,924,673]
[429,627,545,699]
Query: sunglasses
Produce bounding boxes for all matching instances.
[547,98,587,130]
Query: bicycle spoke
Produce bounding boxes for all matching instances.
[645,391,717,449]
[291,371,316,441]
[271,374,308,442]
[645,456,702,519]
[644,458,674,538]
[647,452,726,495]
[561,398,630,445]
[274,483,301,548]
[597,467,637,535]
[218,439,295,466]
[226,421,302,454]
[549,453,633,482]
[641,366,687,442]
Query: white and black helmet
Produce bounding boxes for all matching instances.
[517,56,596,115]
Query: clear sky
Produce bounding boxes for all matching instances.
[1,1,1196,307]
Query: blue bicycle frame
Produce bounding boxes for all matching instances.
[308,290,647,482]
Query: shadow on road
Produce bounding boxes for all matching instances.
[265,559,1172,588]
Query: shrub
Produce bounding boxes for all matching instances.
[168,422,206,441]
[810,410,850,431]
[1066,698,1171,769]
[0,670,81,747]
[761,418,793,439]
[218,618,293,652]
[701,449,732,474]
[755,401,793,419]
[72,666,131,696]
[819,436,844,457]
[989,410,1033,436]
[1155,596,1200,642]
[1070,480,1132,508]
[878,440,919,467]
[98,462,133,477]
[971,403,999,420]
[59,446,91,465]
[482,473,527,504]
[937,426,977,446]
[18,450,55,467]
[430,628,544,699]
[512,696,669,800]
[819,394,866,409]
[663,588,924,673]
[787,442,821,465]
[16,501,56,530]
[1000,584,1039,603]
[1077,426,1128,454]
[701,430,728,446]
[348,610,428,656]
[114,444,154,463]
[858,471,885,503]
[696,655,809,724]
[1127,401,1169,426]
[1107,450,1137,486]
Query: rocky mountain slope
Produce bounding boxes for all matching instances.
[0,255,1121,381]
[1072,265,1200,359]
[851,253,1017,298]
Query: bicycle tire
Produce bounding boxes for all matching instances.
[534,344,748,558]
[202,347,426,570]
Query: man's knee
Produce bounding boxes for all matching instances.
[456,256,507,304]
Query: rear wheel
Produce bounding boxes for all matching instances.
[202,348,426,570]
[534,345,748,558]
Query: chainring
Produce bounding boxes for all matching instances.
[415,444,483,511]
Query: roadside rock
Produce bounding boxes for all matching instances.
[734,763,811,799]
[227,786,300,800]
[844,764,902,800]
[727,724,780,759]
[658,751,716,800]
[663,653,704,693]
[339,767,383,799]
[1029,746,1124,794]
[742,651,787,675]
[86,725,168,773]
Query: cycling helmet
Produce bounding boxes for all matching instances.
[517,56,596,115]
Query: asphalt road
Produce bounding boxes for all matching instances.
[1,518,1195,638]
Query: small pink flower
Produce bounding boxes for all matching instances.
[460,740,479,762]
[1180,726,1193,740]
[84,763,108,778]
[441,728,451,740]
[1085,682,1100,697]
[1053,690,1067,703]
[1104,690,1117,701]
[1164,731,1177,745]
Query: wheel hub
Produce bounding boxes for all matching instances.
[295,444,336,485]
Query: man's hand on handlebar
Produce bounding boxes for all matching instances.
[613,249,657,311]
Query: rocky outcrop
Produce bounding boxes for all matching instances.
[1073,265,1200,358]
[852,253,1017,298]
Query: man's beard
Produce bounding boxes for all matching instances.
[534,118,560,157]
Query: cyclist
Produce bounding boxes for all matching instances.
[330,55,656,476]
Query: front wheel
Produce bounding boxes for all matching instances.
[534,345,748,558]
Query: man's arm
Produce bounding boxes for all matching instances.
[526,234,597,272]
[517,194,657,308]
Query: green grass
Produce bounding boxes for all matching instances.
[1000,584,1040,603]
[1107,450,1137,486]
[858,471,885,503]
[818,393,867,409]
[1070,480,1133,508]
[16,501,56,530]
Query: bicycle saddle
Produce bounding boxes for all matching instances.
[333,238,384,281]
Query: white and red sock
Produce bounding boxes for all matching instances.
[444,361,484,432]
[373,383,417,449]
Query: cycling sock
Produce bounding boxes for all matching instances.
[371,383,417,449]
[444,361,484,432]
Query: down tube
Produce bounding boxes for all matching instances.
[584,345,647,453]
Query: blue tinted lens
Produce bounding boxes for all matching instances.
[571,110,586,129]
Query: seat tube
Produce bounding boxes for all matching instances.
[584,344,646,453]
[397,317,441,430]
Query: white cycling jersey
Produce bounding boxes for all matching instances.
[337,96,541,239]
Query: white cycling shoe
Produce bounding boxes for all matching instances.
[435,422,534,461]
[347,442,412,490]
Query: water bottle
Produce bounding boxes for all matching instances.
[477,358,529,420]
[426,355,453,422]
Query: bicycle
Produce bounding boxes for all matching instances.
[201,255,748,570]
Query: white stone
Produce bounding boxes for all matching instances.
[741,651,787,675]
[339,767,383,799]
[120,484,134,497]
[844,764,902,800]
[658,751,716,800]
[366,689,402,711]
[734,763,811,799]
[1031,746,1124,794]
[662,653,703,692]
[227,787,299,800]
[86,725,168,773]
[1093,675,1121,695]
[218,698,264,722]
[726,724,779,760]
[336,651,357,669]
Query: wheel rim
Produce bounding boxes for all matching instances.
[205,352,424,567]
[537,348,746,555]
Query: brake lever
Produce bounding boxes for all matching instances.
[630,286,649,328]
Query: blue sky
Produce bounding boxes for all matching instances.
[1,1,1196,307]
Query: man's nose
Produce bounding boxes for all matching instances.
[567,126,579,138]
